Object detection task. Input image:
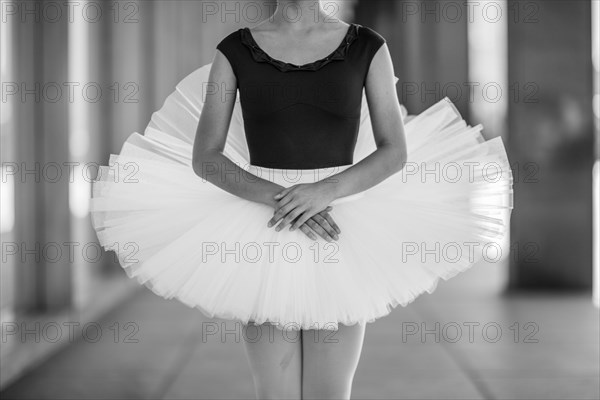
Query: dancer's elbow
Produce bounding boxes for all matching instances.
[389,143,408,174]
[192,150,218,179]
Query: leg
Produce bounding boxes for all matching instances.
[301,323,367,400]
[242,322,303,400]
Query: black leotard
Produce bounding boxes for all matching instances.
[216,23,386,169]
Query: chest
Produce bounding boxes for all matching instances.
[237,63,364,119]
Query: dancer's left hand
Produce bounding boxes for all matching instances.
[268,182,336,233]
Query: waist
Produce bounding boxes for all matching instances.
[246,164,352,185]
[243,116,360,169]
[246,164,364,206]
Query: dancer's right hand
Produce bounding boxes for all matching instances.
[297,206,341,242]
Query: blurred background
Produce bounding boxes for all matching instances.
[0,0,598,399]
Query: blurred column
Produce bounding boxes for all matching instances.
[507,0,595,289]
[153,0,184,109]
[107,0,145,153]
[6,0,74,311]
[592,0,599,307]
[467,0,508,142]
[39,0,72,309]
[355,0,470,117]
[1,0,17,323]
[7,0,43,312]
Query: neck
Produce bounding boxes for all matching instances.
[271,0,338,29]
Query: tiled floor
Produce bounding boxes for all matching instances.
[2,261,599,400]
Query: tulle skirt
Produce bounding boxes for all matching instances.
[90,63,514,331]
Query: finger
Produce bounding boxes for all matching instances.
[290,210,314,232]
[319,211,341,234]
[313,214,338,239]
[275,207,304,232]
[299,224,317,241]
[268,203,297,227]
[307,219,334,242]
[312,214,339,240]
[274,192,295,210]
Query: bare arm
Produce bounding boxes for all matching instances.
[191,49,282,209]
[327,43,408,198]
[270,43,408,231]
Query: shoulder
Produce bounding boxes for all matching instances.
[215,29,245,77]
[356,24,386,47]
[216,29,242,50]
[354,24,387,63]
[215,29,244,67]
[353,24,387,69]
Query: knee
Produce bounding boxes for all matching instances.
[250,371,301,400]
[302,382,352,400]
[253,382,301,400]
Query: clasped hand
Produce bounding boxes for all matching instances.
[267,182,340,242]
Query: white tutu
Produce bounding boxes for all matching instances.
[90,63,514,331]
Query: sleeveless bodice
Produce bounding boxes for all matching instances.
[216,23,386,169]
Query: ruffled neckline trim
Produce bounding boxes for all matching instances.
[240,23,360,72]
